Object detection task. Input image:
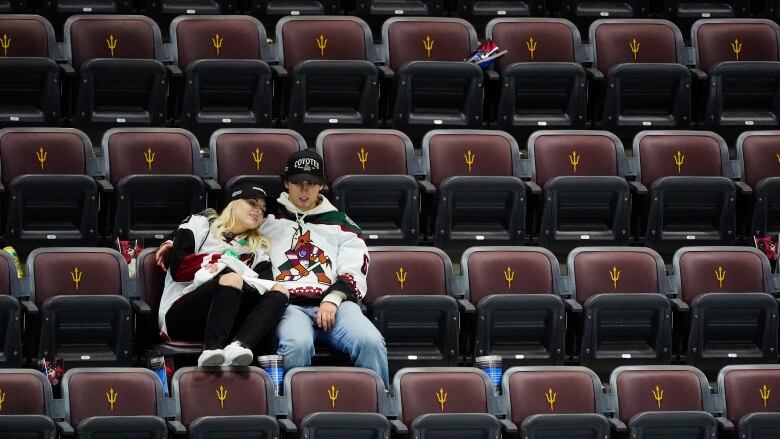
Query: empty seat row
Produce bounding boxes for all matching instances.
[3,15,780,145]
[1,364,780,439]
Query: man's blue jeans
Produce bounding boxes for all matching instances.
[276,301,389,386]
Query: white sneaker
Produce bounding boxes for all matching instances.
[197,349,225,367]
[223,341,253,366]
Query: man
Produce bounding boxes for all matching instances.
[159,150,388,385]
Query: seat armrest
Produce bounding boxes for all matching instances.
[96,179,113,192]
[485,70,499,81]
[585,68,603,80]
[56,421,75,436]
[0,182,5,192]
[735,181,752,195]
[390,420,408,434]
[500,419,518,433]
[690,68,707,81]
[564,298,582,313]
[608,418,626,432]
[278,418,297,433]
[270,64,287,78]
[166,64,182,77]
[167,420,187,436]
[456,298,476,314]
[629,181,647,195]
[716,417,734,431]
[59,64,75,76]
[670,298,689,312]
[417,180,436,194]
[20,299,38,315]
[204,179,221,191]
[131,299,151,315]
[525,181,542,195]
[377,65,394,79]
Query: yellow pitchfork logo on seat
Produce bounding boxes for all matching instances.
[144,147,155,172]
[71,267,82,291]
[526,37,537,60]
[106,387,118,411]
[504,266,515,289]
[609,266,620,290]
[465,150,475,172]
[328,385,339,408]
[215,385,228,409]
[0,389,5,411]
[106,34,118,57]
[396,267,407,290]
[316,34,327,57]
[760,384,771,408]
[1,34,10,57]
[731,38,742,60]
[715,266,726,288]
[545,388,556,411]
[569,150,580,173]
[212,33,223,57]
[674,150,685,173]
[652,385,663,408]
[252,148,263,171]
[423,36,434,58]
[358,147,368,171]
[435,387,447,412]
[629,37,640,60]
[776,153,780,165]
[36,147,47,171]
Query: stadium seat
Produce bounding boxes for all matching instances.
[41,0,132,22]
[0,15,60,128]
[609,365,719,437]
[365,247,460,369]
[486,18,588,140]
[457,0,539,29]
[250,0,339,33]
[588,19,691,141]
[101,127,208,243]
[567,246,672,371]
[524,130,630,254]
[276,16,379,143]
[59,368,168,438]
[563,0,646,37]
[282,366,391,436]
[170,15,274,141]
[357,0,442,33]
[208,128,306,210]
[27,247,134,367]
[0,250,23,367]
[672,246,778,374]
[317,128,420,245]
[171,366,279,438]
[422,129,526,251]
[62,15,167,131]
[144,0,228,24]
[662,0,746,37]
[502,366,610,439]
[691,19,780,142]
[460,246,565,366]
[632,130,736,254]
[0,369,56,437]
[381,17,483,143]
[736,130,780,237]
[718,364,780,439]
[393,367,506,436]
[0,127,101,255]
[0,0,27,11]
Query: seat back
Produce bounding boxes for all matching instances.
[568,247,665,303]
[317,129,414,186]
[718,365,780,424]
[0,15,56,58]
[365,246,452,306]
[486,18,583,73]
[590,19,685,74]
[63,15,163,70]
[461,246,560,306]
[381,17,478,73]
[692,19,780,73]
[284,367,387,427]
[173,366,274,427]
[673,246,769,304]
[170,15,270,68]
[136,247,165,346]
[276,16,373,73]
[0,128,95,186]
[737,131,780,189]
[610,365,711,424]
[62,368,163,427]
[503,366,604,425]
[528,130,624,187]
[0,369,53,415]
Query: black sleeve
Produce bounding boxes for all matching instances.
[168,228,196,280]
[253,261,273,280]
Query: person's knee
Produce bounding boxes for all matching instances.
[218,272,243,289]
[354,327,386,354]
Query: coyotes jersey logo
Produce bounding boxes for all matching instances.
[276,230,332,284]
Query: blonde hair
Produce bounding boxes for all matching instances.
[205,199,270,252]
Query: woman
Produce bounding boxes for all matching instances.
[158,184,288,367]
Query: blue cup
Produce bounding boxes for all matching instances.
[257,354,284,395]
[475,355,502,393]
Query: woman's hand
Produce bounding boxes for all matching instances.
[155,241,173,269]
[206,263,219,273]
